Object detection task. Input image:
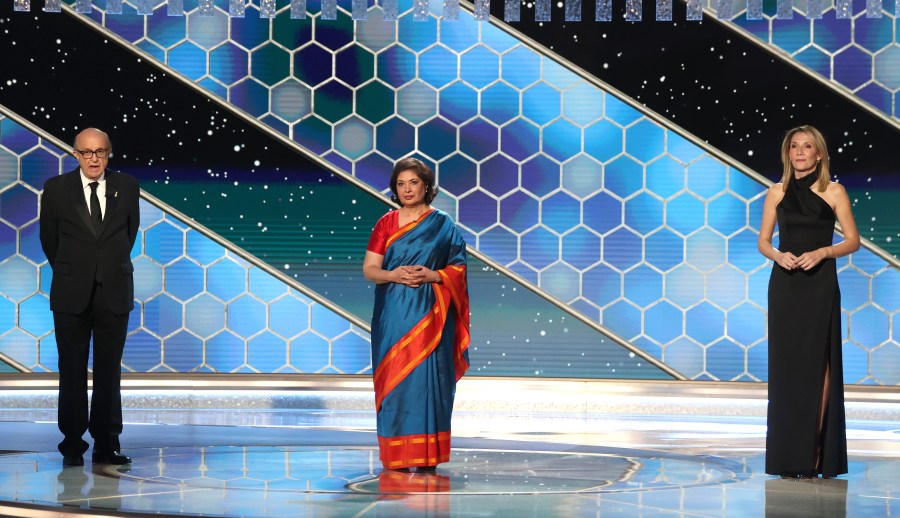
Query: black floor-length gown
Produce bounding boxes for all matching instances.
[766,172,848,478]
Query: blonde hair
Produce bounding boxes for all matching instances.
[780,125,830,193]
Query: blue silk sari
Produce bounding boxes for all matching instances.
[369,209,470,469]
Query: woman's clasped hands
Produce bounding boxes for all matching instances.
[391,265,438,288]
[775,248,827,271]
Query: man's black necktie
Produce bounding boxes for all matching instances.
[89,181,102,231]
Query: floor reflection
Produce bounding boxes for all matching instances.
[0,414,896,517]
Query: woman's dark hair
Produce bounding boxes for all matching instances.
[389,157,438,205]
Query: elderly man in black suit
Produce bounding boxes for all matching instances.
[39,128,140,467]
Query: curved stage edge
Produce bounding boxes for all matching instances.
[0,377,897,517]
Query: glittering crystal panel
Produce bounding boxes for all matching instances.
[260,0,277,17]
[655,0,671,20]
[596,0,611,20]
[686,0,702,20]
[320,0,336,19]
[290,0,306,18]
[443,0,459,20]
[504,0,520,21]
[834,0,852,17]
[43,0,60,11]
[535,0,550,21]
[73,0,89,13]
[135,0,151,15]
[715,0,731,19]
[626,0,641,20]
[167,0,183,16]
[473,0,489,20]
[564,0,580,21]
[14,0,30,11]
[197,0,213,16]
[776,0,793,19]
[865,0,882,17]
[229,0,246,18]
[7,1,899,384]
[106,0,121,15]
[806,0,823,19]
[746,0,762,19]
[352,0,367,19]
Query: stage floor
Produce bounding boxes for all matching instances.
[0,380,898,517]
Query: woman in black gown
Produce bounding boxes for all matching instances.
[757,126,860,478]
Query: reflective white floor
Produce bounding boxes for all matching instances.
[0,387,897,517]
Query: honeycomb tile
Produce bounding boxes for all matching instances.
[412,118,454,162]
[184,294,226,339]
[398,12,437,52]
[623,264,663,309]
[335,45,375,88]
[645,301,683,345]
[499,189,539,233]
[397,80,437,124]
[459,117,499,161]
[165,258,204,302]
[17,294,53,338]
[163,330,204,372]
[500,118,540,161]
[624,192,664,235]
[227,295,267,338]
[562,82,605,127]
[0,255,38,302]
[625,120,665,164]
[540,261,580,302]
[579,189,623,237]
[645,228,683,272]
[849,304,889,349]
[522,82,561,126]
[206,330,247,373]
[541,191,580,234]
[521,154,560,198]
[439,81,478,124]
[460,45,499,89]
[542,119,581,162]
[603,227,642,271]
[459,189,498,233]
[603,299,641,340]
[209,42,249,85]
[0,184,38,228]
[290,332,331,373]
[501,46,540,89]
[706,338,745,381]
[143,294,184,338]
[686,302,725,345]
[310,304,351,339]
[479,155,518,197]
[330,331,371,374]
[248,331,288,372]
[168,41,208,81]
[481,81,519,125]
[603,156,643,199]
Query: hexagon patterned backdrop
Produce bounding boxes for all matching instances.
[727,0,900,122]
[0,115,372,374]
[1,0,898,383]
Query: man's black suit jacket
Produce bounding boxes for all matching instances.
[39,168,140,315]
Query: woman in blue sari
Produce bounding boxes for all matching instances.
[363,157,470,473]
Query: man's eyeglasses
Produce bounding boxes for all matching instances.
[75,148,109,159]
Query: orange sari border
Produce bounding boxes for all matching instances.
[379,432,452,468]
[373,265,470,411]
[385,209,434,249]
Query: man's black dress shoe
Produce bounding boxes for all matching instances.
[92,450,132,465]
[62,455,84,467]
